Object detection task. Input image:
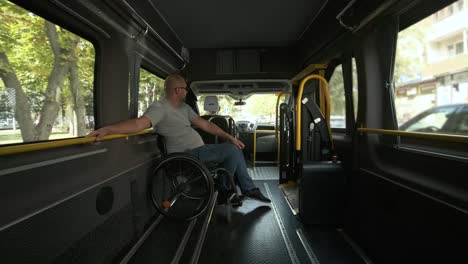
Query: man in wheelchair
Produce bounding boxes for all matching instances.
[88,73,271,204]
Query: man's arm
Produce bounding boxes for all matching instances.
[87,116,152,140]
[191,117,245,149]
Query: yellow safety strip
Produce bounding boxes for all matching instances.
[0,129,153,156]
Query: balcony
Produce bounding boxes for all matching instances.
[423,53,468,77]
[427,10,468,42]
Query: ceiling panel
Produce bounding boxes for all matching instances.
[151,0,326,48]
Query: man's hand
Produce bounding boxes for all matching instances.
[85,117,152,141]
[230,137,245,149]
[192,117,245,148]
[86,127,111,141]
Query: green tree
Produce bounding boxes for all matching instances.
[244,94,282,122]
[138,69,164,115]
[328,65,346,116]
[394,17,431,86]
[0,1,95,142]
[327,60,359,122]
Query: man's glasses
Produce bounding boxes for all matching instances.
[174,86,189,92]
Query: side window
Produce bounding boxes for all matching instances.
[329,65,346,128]
[0,1,95,145]
[328,59,358,128]
[394,0,468,135]
[138,68,164,116]
[352,58,358,120]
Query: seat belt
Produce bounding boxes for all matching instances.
[301,97,332,160]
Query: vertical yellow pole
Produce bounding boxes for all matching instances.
[319,69,326,114]
[275,90,290,161]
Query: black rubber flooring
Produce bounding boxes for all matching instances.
[129,180,368,264]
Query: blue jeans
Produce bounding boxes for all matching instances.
[189,143,256,193]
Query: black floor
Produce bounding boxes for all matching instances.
[129,180,368,264]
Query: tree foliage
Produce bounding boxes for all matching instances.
[329,65,346,116]
[0,1,95,143]
[138,68,165,115]
[197,94,285,124]
[394,17,431,86]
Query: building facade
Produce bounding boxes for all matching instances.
[395,0,468,124]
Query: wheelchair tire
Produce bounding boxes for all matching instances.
[149,153,214,220]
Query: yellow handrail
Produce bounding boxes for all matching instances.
[358,128,468,144]
[0,129,153,156]
[318,69,326,114]
[275,90,291,161]
[296,74,330,151]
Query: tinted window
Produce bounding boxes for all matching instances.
[329,65,346,128]
[394,1,468,135]
[352,58,358,120]
[138,68,164,116]
[328,59,358,128]
[0,1,95,145]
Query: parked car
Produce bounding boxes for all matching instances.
[399,103,468,135]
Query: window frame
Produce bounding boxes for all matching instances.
[392,4,468,158]
[327,56,358,133]
[129,54,167,119]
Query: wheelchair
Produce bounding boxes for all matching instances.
[149,135,241,221]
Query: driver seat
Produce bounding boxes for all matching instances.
[199,96,235,143]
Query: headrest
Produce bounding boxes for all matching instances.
[204,96,219,113]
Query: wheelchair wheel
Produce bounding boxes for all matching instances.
[149,153,214,220]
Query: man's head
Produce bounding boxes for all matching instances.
[164,73,189,105]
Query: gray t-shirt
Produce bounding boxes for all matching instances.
[143,98,204,153]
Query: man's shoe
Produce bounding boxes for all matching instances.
[217,190,243,207]
[244,188,271,203]
[227,193,243,207]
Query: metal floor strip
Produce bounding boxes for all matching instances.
[296,229,320,264]
[120,215,164,264]
[338,229,374,264]
[264,182,300,264]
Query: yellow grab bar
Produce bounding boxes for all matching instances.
[358,128,468,144]
[296,74,331,151]
[0,129,153,156]
[275,90,290,161]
